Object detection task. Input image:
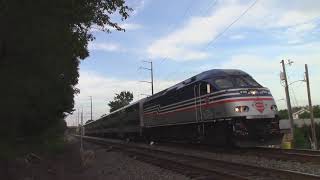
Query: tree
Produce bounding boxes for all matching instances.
[278,109,289,119]
[108,91,134,112]
[300,111,310,119]
[314,105,320,118]
[0,0,131,140]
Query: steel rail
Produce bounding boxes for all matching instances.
[76,135,320,180]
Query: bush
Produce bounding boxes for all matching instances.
[293,125,311,149]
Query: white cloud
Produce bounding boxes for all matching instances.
[220,54,279,74]
[148,1,248,61]
[131,0,147,16]
[284,22,317,44]
[120,23,142,30]
[147,0,320,61]
[90,23,143,32]
[88,42,121,52]
[89,25,102,32]
[273,11,318,28]
[229,34,245,40]
[66,71,178,126]
[236,0,320,28]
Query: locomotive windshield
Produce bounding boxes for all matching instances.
[212,75,261,89]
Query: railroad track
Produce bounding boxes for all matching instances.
[76,135,320,180]
[241,147,320,164]
[254,147,320,156]
[149,141,320,165]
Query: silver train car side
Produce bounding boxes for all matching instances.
[84,69,283,147]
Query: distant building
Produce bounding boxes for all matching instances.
[292,108,310,119]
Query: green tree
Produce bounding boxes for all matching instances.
[278,109,288,119]
[300,111,310,119]
[313,105,320,118]
[0,0,131,140]
[108,91,134,112]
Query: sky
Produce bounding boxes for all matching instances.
[66,0,320,126]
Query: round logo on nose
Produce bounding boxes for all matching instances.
[255,101,265,113]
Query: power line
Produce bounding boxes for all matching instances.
[160,0,218,64]
[204,0,259,49]
[152,1,219,86]
[168,0,194,30]
[200,0,218,17]
[139,0,199,94]
[161,0,259,82]
[158,0,195,64]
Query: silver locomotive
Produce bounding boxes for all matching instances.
[85,69,282,147]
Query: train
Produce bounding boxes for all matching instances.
[84,69,283,147]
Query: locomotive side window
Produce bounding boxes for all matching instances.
[199,82,213,95]
[207,84,211,93]
[214,78,234,89]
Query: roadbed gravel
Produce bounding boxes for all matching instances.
[81,138,189,180]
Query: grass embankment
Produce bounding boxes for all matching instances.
[0,134,66,160]
[294,123,320,149]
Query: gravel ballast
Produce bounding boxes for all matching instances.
[82,142,190,180]
[147,143,320,176]
[80,136,320,178]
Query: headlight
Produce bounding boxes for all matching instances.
[234,106,249,113]
[249,90,258,95]
[271,105,278,111]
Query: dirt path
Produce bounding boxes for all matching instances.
[0,135,188,180]
[1,136,87,180]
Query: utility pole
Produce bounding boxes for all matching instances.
[89,96,93,121]
[77,110,80,131]
[305,64,317,149]
[139,60,154,95]
[151,61,154,95]
[281,60,294,142]
[80,107,83,151]
[74,110,77,127]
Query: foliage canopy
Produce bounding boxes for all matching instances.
[0,0,131,139]
[108,91,134,112]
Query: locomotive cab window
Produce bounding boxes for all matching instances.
[234,77,248,87]
[213,78,234,89]
[233,75,261,88]
[242,75,261,87]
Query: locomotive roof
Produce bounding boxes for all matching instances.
[191,69,248,80]
[146,69,249,100]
